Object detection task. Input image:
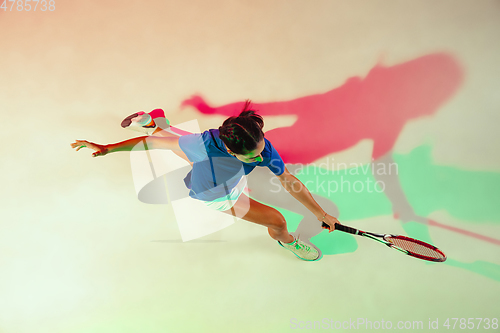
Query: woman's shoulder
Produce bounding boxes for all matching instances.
[199,128,218,138]
[182,129,217,144]
[263,137,278,152]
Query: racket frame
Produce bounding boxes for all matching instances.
[323,222,446,262]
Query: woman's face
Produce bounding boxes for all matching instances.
[229,139,265,163]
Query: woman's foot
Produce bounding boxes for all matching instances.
[121,109,170,135]
[278,236,321,261]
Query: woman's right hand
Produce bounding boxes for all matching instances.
[71,140,108,157]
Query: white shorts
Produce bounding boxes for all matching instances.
[202,176,248,211]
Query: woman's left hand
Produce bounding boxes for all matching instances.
[320,214,340,233]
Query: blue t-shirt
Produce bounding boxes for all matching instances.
[178,129,285,201]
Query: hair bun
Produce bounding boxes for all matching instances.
[237,100,264,130]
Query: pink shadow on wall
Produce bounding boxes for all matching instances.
[181,53,463,163]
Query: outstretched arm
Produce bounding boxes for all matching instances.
[276,167,340,232]
[70,136,182,157]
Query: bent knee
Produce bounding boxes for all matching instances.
[268,211,287,230]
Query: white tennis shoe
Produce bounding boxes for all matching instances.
[121,109,170,136]
[279,236,320,261]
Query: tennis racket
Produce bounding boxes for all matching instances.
[322,222,446,262]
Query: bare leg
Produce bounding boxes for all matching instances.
[221,193,294,243]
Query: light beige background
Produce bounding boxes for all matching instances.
[1,1,499,332]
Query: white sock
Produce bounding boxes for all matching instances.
[135,113,153,126]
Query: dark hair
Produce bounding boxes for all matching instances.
[218,100,264,155]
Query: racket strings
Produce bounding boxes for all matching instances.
[386,236,445,260]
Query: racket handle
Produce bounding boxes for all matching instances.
[322,222,359,235]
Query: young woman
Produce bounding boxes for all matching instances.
[70,101,339,261]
